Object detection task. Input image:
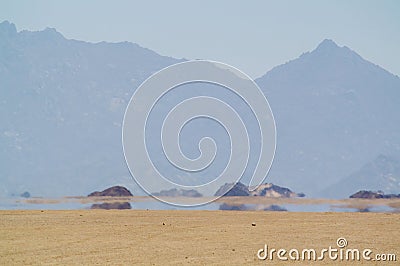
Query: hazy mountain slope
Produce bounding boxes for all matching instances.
[0,21,181,197]
[322,155,400,198]
[256,39,400,196]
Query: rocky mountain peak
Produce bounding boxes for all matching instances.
[315,38,339,50]
[0,20,17,37]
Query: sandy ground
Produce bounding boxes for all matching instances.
[0,210,399,265]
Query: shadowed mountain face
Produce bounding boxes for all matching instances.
[0,21,181,197]
[214,182,250,197]
[1,20,399,198]
[256,39,400,196]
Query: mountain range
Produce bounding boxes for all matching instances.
[1,20,399,198]
[257,39,400,197]
[0,20,181,197]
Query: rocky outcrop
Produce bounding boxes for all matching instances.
[350,190,383,199]
[214,182,250,197]
[350,190,400,199]
[251,183,304,198]
[153,188,202,197]
[20,191,31,198]
[90,202,132,209]
[88,186,133,197]
[215,182,304,198]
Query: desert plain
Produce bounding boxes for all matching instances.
[1,206,399,265]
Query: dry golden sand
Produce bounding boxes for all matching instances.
[0,210,399,265]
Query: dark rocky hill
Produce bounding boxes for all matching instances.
[215,182,303,198]
[88,186,133,197]
[350,190,400,199]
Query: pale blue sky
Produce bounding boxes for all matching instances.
[1,0,399,78]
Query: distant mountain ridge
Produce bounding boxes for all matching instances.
[0,21,182,197]
[1,20,399,198]
[256,39,400,196]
